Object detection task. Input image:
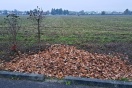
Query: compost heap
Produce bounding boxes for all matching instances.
[0,44,132,80]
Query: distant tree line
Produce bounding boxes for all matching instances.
[0,8,132,15]
[123,9,132,15]
[51,8,69,15]
[101,9,132,15]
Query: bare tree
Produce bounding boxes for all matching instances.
[4,13,21,55]
[28,6,44,52]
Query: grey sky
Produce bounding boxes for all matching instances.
[0,0,132,12]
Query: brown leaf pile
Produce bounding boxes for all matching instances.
[0,44,132,80]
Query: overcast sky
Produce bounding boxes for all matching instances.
[0,0,131,12]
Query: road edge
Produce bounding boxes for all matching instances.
[0,71,132,88]
[0,71,45,81]
[65,76,132,88]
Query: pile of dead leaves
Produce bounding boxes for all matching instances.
[0,44,132,80]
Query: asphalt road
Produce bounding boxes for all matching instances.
[0,78,106,88]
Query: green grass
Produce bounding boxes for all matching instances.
[0,15,132,46]
[119,78,130,82]
[41,15,132,44]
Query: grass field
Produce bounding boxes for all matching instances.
[0,15,132,62]
[42,15,132,44]
[1,15,132,44]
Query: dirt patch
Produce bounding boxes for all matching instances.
[0,44,132,81]
[0,42,132,64]
[80,42,132,64]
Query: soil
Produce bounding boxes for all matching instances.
[80,42,132,64]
